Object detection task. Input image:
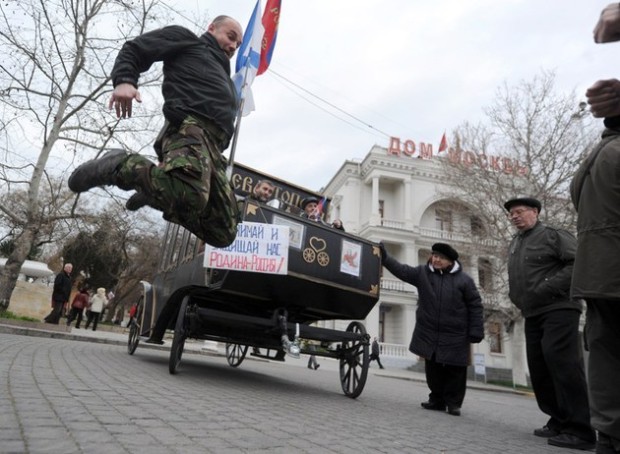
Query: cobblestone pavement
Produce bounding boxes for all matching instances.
[0,330,586,454]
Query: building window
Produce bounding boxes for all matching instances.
[378,199,384,219]
[471,216,485,236]
[488,322,502,353]
[435,209,452,232]
[478,258,493,292]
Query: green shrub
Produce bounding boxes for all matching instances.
[0,310,39,322]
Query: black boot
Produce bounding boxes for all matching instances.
[126,192,163,211]
[68,149,128,193]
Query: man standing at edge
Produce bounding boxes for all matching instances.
[505,197,595,450]
[568,4,620,453]
[68,16,244,248]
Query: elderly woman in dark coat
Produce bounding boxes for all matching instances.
[380,242,484,416]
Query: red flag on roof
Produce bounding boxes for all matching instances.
[438,132,448,153]
[258,0,281,75]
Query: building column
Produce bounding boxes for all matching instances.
[370,177,380,225]
[404,180,413,230]
[365,304,380,340]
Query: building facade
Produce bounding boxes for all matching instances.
[321,144,529,384]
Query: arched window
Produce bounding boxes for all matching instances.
[478,258,493,292]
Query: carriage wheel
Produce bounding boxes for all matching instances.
[302,248,316,263]
[127,295,143,355]
[169,297,189,375]
[339,321,369,398]
[225,343,249,367]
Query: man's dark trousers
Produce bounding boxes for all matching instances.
[525,309,594,441]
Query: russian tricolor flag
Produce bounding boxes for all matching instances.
[258,0,281,75]
[233,0,281,116]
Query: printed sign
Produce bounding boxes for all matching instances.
[271,214,305,250]
[474,353,486,376]
[204,222,289,275]
[340,239,362,277]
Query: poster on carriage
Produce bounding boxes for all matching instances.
[204,222,290,275]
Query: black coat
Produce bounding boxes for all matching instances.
[383,255,483,367]
[52,271,72,304]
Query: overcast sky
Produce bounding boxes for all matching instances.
[127,1,620,190]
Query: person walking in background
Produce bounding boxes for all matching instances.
[567,6,620,453]
[67,287,89,329]
[68,15,244,249]
[307,342,320,370]
[505,197,595,450]
[84,288,108,332]
[44,263,73,325]
[127,302,138,327]
[369,337,384,369]
[379,242,483,417]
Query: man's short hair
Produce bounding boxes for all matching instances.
[255,179,275,188]
[211,15,234,26]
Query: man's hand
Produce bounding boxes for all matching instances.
[586,79,620,117]
[108,83,142,119]
[594,3,620,43]
[379,242,387,262]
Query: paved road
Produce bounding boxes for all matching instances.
[0,332,582,454]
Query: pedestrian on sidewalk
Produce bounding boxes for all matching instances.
[307,342,320,370]
[369,337,384,369]
[379,242,483,417]
[44,263,73,324]
[84,288,108,331]
[67,287,89,329]
[505,197,595,450]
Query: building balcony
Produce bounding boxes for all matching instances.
[359,220,500,249]
[380,278,415,294]
[417,227,498,248]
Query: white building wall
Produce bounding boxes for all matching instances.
[322,145,525,378]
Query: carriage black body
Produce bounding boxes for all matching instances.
[128,189,382,398]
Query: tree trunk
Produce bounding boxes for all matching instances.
[0,227,36,312]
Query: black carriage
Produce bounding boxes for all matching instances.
[128,195,382,398]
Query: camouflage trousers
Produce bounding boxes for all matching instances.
[116,116,239,247]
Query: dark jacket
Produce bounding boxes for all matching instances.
[371,339,381,356]
[570,125,620,300]
[382,255,483,367]
[507,221,581,318]
[111,26,238,145]
[52,271,72,304]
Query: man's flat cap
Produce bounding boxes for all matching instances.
[301,196,320,210]
[503,197,542,212]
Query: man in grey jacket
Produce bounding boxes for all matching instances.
[505,197,594,450]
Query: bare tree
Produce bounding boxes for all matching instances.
[57,204,163,323]
[0,0,180,311]
[440,71,599,329]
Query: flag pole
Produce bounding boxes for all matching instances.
[226,61,251,179]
